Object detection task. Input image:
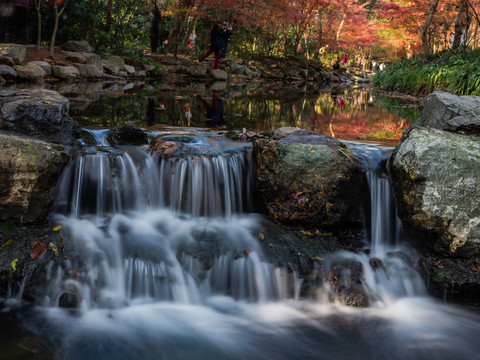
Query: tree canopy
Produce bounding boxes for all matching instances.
[1,0,480,62]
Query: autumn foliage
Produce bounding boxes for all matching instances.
[2,0,480,63]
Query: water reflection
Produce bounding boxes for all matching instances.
[70,86,419,144]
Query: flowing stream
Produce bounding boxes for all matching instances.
[3,127,480,360]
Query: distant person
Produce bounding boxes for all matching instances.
[196,91,225,127]
[198,21,232,70]
[149,7,161,54]
[332,58,340,70]
[341,53,349,67]
[379,62,386,71]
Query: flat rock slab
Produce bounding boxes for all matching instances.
[0,88,80,144]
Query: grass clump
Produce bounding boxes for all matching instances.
[372,49,480,96]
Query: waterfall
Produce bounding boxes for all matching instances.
[54,145,254,220]
[49,131,300,308]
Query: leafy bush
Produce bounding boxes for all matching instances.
[372,49,480,96]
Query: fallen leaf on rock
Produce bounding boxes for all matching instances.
[11,258,18,271]
[30,241,47,260]
[49,242,59,256]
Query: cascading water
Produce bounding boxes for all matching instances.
[3,129,480,360]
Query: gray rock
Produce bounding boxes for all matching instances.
[83,53,103,68]
[52,65,80,80]
[391,126,480,257]
[118,71,128,77]
[105,55,125,68]
[0,56,15,67]
[253,128,366,227]
[27,61,52,76]
[0,131,71,223]
[62,40,93,53]
[64,52,87,64]
[0,64,16,81]
[106,121,148,146]
[211,69,228,81]
[135,70,147,77]
[13,64,46,82]
[104,65,119,76]
[0,43,26,64]
[417,91,480,135]
[73,63,103,78]
[124,64,136,75]
[181,63,208,77]
[0,88,80,144]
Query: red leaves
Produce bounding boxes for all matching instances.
[30,241,47,260]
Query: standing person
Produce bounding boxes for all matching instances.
[341,53,349,67]
[198,21,231,70]
[219,22,233,59]
[149,7,161,54]
[332,58,341,70]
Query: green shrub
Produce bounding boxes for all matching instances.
[372,49,480,96]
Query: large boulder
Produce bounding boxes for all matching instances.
[0,43,26,65]
[391,126,480,257]
[417,91,480,135]
[0,88,81,145]
[0,131,71,223]
[253,128,366,227]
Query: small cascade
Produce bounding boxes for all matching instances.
[53,139,254,220]
[341,142,425,304]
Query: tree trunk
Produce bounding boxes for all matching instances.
[106,0,113,31]
[49,0,68,58]
[421,0,441,55]
[336,13,347,44]
[452,0,471,51]
[50,4,60,57]
[35,0,42,49]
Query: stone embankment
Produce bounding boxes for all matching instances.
[390,91,480,302]
[0,41,354,86]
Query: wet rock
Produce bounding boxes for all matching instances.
[416,91,480,135]
[0,88,81,145]
[106,121,148,146]
[0,43,26,64]
[0,64,16,81]
[62,40,93,53]
[420,254,480,305]
[58,291,79,309]
[13,64,45,82]
[391,126,480,257]
[253,128,367,228]
[0,132,71,223]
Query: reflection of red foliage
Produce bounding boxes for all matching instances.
[308,108,408,141]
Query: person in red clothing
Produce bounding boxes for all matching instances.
[341,53,349,68]
[198,21,233,70]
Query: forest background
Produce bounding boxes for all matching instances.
[1,0,480,95]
